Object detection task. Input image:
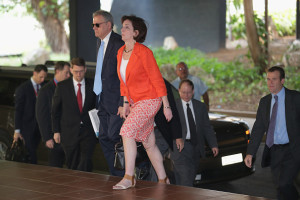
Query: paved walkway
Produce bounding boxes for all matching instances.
[0,160,270,200]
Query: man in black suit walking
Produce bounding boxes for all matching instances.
[14,64,48,164]
[52,57,96,172]
[92,10,124,176]
[36,61,70,167]
[245,66,300,200]
[171,79,218,186]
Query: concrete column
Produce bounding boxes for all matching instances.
[69,0,100,65]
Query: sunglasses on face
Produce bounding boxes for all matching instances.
[92,21,107,28]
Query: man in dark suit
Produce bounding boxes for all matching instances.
[92,10,125,176]
[13,64,48,164]
[147,79,184,182]
[36,61,70,167]
[244,66,300,200]
[171,79,218,186]
[155,79,184,151]
[172,62,210,111]
[52,57,96,172]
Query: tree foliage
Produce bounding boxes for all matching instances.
[0,0,69,53]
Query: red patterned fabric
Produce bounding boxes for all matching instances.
[120,97,162,142]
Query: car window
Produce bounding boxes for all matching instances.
[0,77,27,106]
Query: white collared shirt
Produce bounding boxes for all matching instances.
[271,87,289,144]
[181,99,196,139]
[102,31,112,58]
[73,78,86,106]
[30,77,40,94]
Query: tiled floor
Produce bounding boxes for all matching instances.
[0,160,270,200]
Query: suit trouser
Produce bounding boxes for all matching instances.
[98,103,124,177]
[172,141,198,186]
[63,126,96,172]
[48,143,65,168]
[270,144,300,200]
[23,127,41,164]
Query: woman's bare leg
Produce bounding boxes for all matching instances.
[143,131,168,181]
[113,136,137,188]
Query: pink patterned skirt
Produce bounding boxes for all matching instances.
[120,97,162,142]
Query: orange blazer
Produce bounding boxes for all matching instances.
[117,42,167,103]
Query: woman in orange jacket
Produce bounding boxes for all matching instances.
[113,15,173,190]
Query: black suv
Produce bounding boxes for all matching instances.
[0,65,254,185]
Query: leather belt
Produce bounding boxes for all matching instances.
[272,143,289,148]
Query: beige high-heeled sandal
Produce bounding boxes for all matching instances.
[158,177,170,184]
[113,174,136,190]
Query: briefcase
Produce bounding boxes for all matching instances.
[114,140,148,170]
[5,139,28,163]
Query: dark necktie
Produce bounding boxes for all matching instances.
[34,84,40,97]
[187,103,197,145]
[77,83,83,113]
[266,95,278,148]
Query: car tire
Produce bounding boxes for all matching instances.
[0,131,11,160]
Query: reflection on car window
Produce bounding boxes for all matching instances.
[0,77,26,106]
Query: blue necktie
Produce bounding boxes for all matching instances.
[93,41,105,95]
[266,95,278,148]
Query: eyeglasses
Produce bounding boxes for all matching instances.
[177,67,187,71]
[92,22,107,28]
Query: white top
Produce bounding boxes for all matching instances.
[73,78,86,105]
[181,99,196,140]
[120,58,129,84]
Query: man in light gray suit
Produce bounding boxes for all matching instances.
[171,79,218,186]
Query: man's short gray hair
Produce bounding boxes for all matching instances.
[93,10,114,27]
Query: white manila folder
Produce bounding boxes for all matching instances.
[88,108,100,138]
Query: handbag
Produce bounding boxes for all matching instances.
[5,138,28,163]
[114,140,148,170]
[114,141,125,170]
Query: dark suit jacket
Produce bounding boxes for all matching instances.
[52,78,96,147]
[155,79,182,150]
[15,79,43,137]
[97,31,124,114]
[173,99,218,159]
[246,87,300,167]
[36,80,56,142]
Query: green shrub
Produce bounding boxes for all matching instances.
[152,47,299,105]
[271,9,296,37]
[227,13,268,42]
[227,13,246,40]
[227,10,296,39]
[284,66,300,91]
[153,47,261,90]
